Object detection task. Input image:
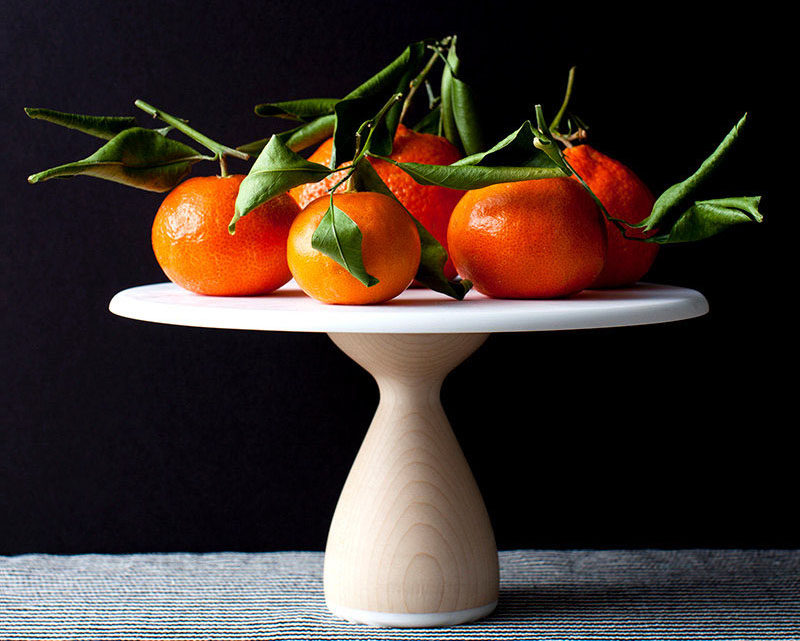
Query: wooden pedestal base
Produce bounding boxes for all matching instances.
[109,283,709,626]
[323,333,498,627]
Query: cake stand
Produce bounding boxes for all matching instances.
[109,281,708,628]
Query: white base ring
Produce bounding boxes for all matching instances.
[327,600,497,628]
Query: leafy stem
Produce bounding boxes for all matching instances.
[534,104,551,140]
[352,93,404,164]
[424,80,438,110]
[329,164,357,194]
[134,100,249,177]
[551,129,588,148]
[339,93,404,190]
[559,152,637,239]
[549,67,587,147]
[351,120,373,162]
[532,104,570,170]
[533,104,635,238]
[399,39,451,125]
[550,66,576,133]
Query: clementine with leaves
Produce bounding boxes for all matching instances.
[448,177,607,298]
[564,145,659,288]
[152,175,299,296]
[291,124,463,277]
[287,192,420,305]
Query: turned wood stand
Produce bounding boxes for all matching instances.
[110,281,708,627]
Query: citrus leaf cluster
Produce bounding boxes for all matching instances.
[27,127,208,192]
[629,114,763,243]
[24,108,137,140]
[25,103,247,192]
[26,37,765,302]
[249,40,436,165]
[350,160,471,299]
[232,135,334,232]
[235,95,471,298]
[439,37,483,155]
[367,120,567,190]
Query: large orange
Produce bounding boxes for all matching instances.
[447,178,606,298]
[287,192,420,305]
[564,145,659,288]
[152,175,299,296]
[291,124,463,278]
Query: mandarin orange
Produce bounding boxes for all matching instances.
[291,124,463,278]
[447,178,606,298]
[564,145,659,288]
[151,175,299,296]
[287,192,420,305]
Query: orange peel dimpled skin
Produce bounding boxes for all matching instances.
[287,192,421,305]
[291,125,463,279]
[564,144,659,288]
[151,175,300,296]
[447,178,607,299]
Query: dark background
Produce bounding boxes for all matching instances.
[0,1,793,554]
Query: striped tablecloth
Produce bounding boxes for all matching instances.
[1,550,798,640]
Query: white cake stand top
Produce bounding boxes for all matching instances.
[108,281,708,333]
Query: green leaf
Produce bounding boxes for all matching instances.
[25,107,137,140]
[278,115,337,152]
[254,98,339,121]
[635,114,752,236]
[414,220,471,300]
[450,76,483,155]
[332,41,428,165]
[351,160,471,300]
[454,120,561,169]
[439,37,483,155]
[531,105,573,173]
[439,47,457,149]
[27,127,207,192]
[413,104,441,134]
[342,41,429,102]
[311,197,379,287]
[562,114,764,244]
[648,196,763,244]
[368,154,564,190]
[231,134,333,231]
[236,114,336,156]
[236,137,271,157]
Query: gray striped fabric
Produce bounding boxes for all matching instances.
[1,550,798,640]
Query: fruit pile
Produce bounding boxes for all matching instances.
[26,37,763,305]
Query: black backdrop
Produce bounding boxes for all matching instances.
[1,0,793,554]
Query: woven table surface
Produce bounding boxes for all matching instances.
[1,550,798,640]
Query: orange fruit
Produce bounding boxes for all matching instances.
[563,145,659,288]
[291,124,463,278]
[287,192,421,305]
[447,178,607,298]
[152,175,299,296]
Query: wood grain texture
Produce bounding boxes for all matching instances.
[324,333,498,615]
